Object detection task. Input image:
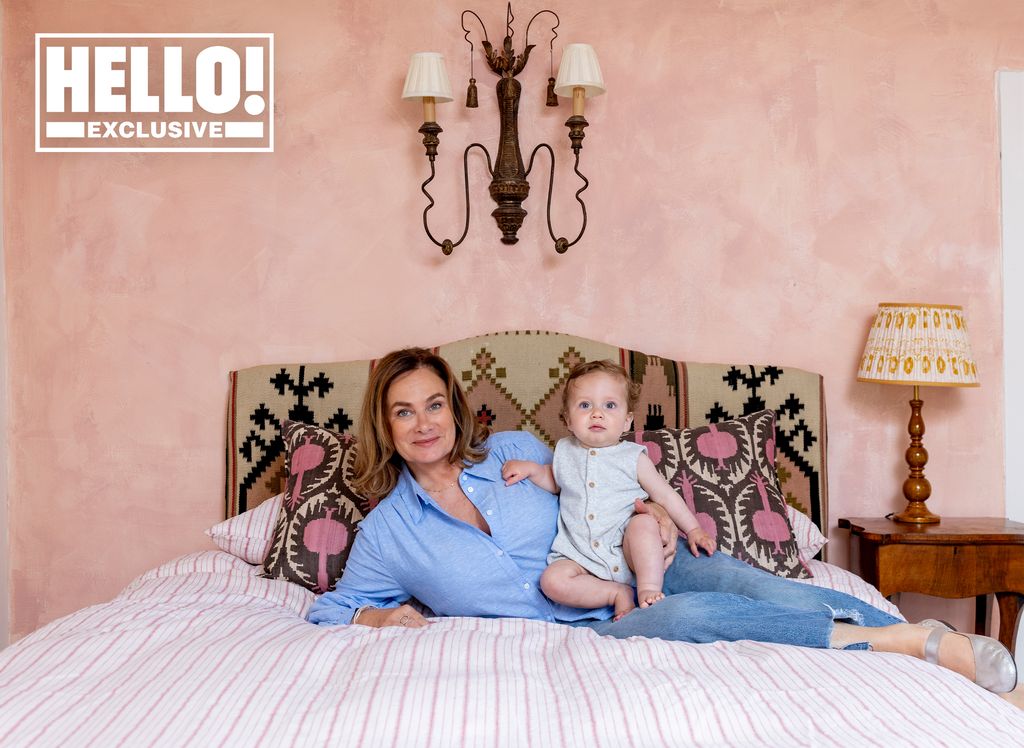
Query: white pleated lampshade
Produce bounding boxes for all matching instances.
[553,44,606,98]
[402,52,454,101]
[857,303,979,387]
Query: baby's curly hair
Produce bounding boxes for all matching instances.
[560,359,642,424]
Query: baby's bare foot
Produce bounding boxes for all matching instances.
[637,588,665,609]
[611,583,636,621]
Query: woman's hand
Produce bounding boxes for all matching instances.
[353,603,430,629]
[684,527,716,557]
[634,499,678,569]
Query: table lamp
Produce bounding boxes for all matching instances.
[856,303,979,524]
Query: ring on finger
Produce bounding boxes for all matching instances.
[399,614,411,626]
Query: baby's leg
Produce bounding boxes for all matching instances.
[541,559,636,620]
[623,513,666,608]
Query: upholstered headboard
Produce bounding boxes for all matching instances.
[226,330,829,535]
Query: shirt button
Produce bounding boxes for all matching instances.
[588,481,596,488]
[496,550,504,557]
[486,509,493,516]
[467,487,474,493]
[592,540,600,548]
[613,565,620,573]
[588,513,595,520]
[590,450,597,456]
[460,474,467,481]
[523,583,531,590]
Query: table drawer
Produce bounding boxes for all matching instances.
[872,544,1022,598]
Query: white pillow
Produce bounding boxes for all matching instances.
[786,504,829,558]
[205,493,282,564]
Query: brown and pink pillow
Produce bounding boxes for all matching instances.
[260,421,374,593]
[625,409,810,579]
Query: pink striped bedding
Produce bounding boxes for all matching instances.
[1,551,1021,747]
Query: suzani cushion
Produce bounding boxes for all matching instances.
[626,409,810,579]
[261,421,373,593]
[206,493,283,564]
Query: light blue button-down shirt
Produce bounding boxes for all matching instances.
[307,431,611,626]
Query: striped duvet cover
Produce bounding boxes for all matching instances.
[1,551,1021,747]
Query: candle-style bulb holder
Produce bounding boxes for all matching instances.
[565,114,588,154]
[418,121,442,160]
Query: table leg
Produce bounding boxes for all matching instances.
[975,594,986,636]
[995,591,1022,654]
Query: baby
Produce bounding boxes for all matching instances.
[503,360,716,620]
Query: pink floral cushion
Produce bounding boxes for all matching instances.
[260,421,373,593]
[626,409,810,579]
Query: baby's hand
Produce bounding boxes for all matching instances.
[502,459,535,486]
[686,527,716,557]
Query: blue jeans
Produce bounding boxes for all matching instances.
[572,542,901,649]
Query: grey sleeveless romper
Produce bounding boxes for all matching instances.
[547,438,648,585]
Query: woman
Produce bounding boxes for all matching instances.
[307,348,1018,695]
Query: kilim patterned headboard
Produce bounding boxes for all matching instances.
[226,330,829,541]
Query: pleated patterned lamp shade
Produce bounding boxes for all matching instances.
[856,302,978,524]
[857,303,979,387]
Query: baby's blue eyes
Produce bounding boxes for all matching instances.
[576,401,618,410]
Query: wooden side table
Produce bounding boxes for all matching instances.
[838,517,1024,652]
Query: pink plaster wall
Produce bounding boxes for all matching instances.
[4,1,1024,639]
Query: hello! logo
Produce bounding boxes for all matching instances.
[36,33,273,152]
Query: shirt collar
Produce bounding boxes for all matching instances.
[397,457,496,524]
[396,465,429,523]
[462,457,496,482]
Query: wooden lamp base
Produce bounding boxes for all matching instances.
[893,386,939,524]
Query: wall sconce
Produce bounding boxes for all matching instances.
[402,4,606,255]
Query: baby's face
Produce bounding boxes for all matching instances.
[564,371,634,449]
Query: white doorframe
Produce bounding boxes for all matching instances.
[0,20,9,649]
[998,70,1023,664]
[1000,71,1024,523]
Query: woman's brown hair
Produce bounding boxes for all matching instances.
[352,347,490,501]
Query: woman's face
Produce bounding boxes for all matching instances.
[385,367,457,472]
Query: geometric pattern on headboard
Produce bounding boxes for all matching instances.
[226,330,828,550]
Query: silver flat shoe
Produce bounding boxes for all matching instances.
[919,619,956,632]
[924,626,1018,693]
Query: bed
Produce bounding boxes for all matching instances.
[1,331,1021,746]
